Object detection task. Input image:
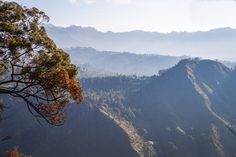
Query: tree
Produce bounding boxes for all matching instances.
[0,1,83,125]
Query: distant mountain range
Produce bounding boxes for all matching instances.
[67,47,184,77]
[2,59,236,157]
[46,24,236,61]
[67,47,235,77]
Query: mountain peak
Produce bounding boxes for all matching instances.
[174,58,229,71]
[159,58,231,89]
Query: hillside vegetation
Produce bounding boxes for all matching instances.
[1,59,236,157]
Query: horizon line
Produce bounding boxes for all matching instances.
[45,23,236,34]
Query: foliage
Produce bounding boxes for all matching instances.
[5,147,31,157]
[0,1,83,125]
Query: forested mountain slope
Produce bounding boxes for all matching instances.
[1,59,236,157]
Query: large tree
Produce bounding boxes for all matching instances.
[0,1,83,125]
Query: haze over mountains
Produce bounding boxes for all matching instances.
[67,47,184,77]
[46,24,236,61]
[2,23,236,157]
[2,1,236,157]
[66,47,236,77]
[44,24,236,77]
[2,59,236,157]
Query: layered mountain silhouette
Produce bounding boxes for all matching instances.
[1,59,236,157]
[46,24,236,60]
[67,47,235,77]
[67,47,184,76]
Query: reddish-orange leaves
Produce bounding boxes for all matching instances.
[68,79,83,103]
[32,67,83,125]
[5,147,31,157]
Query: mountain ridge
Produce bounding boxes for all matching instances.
[45,24,236,60]
[67,47,236,77]
[45,24,236,35]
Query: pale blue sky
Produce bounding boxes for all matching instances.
[7,0,236,32]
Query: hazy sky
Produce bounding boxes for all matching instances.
[7,0,236,32]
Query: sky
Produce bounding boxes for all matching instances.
[7,0,236,32]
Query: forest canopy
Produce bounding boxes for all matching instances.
[0,1,83,125]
